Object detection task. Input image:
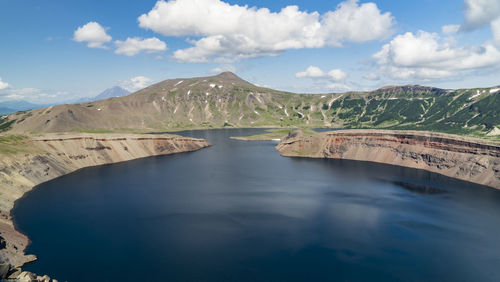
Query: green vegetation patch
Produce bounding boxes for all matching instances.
[0,119,16,132]
[0,135,37,154]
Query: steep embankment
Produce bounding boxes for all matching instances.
[0,133,210,270]
[277,130,500,189]
[2,72,499,137]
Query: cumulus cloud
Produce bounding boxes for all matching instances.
[114,37,167,56]
[442,24,460,34]
[319,0,395,45]
[138,0,395,62]
[296,66,326,79]
[328,69,349,81]
[209,65,236,74]
[492,18,500,45]
[296,66,347,82]
[119,76,153,91]
[73,22,112,49]
[0,77,10,90]
[373,30,500,80]
[460,0,500,45]
[460,0,500,31]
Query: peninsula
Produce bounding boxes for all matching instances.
[276,130,500,189]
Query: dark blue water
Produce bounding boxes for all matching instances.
[13,129,500,281]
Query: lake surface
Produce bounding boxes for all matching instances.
[13,129,500,281]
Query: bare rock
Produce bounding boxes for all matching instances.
[16,271,37,281]
[7,267,22,279]
[277,129,500,189]
[0,263,10,279]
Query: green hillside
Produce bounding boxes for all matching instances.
[1,72,499,138]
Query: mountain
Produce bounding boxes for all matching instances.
[76,86,130,103]
[93,86,130,100]
[0,100,47,115]
[2,72,499,137]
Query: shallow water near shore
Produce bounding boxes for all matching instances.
[13,128,500,281]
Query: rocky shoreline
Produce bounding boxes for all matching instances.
[276,130,500,189]
[0,133,210,280]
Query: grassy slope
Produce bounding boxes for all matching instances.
[0,135,43,154]
[1,73,498,139]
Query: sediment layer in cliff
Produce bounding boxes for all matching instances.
[0,133,210,271]
[276,130,500,189]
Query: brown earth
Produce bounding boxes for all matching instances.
[276,130,500,189]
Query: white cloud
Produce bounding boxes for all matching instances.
[119,76,153,91]
[0,88,70,103]
[459,0,500,46]
[73,22,112,49]
[460,0,500,31]
[114,37,167,56]
[0,77,10,90]
[209,65,236,74]
[442,24,460,34]
[363,73,380,80]
[131,76,153,89]
[492,18,500,45]
[296,66,326,79]
[138,0,395,62]
[296,66,347,82]
[319,0,395,45]
[327,83,351,91]
[328,69,348,81]
[373,30,500,80]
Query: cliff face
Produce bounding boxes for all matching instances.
[0,133,210,268]
[276,130,500,189]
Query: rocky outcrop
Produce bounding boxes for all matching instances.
[0,133,210,273]
[276,130,500,189]
[0,266,56,281]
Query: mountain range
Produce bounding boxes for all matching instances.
[0,100,48,115]
[1,72,499,137]
[0,86,130,115]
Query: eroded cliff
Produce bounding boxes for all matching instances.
[276,130,500,189]
[0,133,210,272]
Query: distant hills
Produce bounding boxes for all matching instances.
[0,86,130,115]
[76,86,130,103]
[2,72,499,137]
[0,100,47,115]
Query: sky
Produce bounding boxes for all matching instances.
[0,0,500,103]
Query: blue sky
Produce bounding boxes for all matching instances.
[0,0,499,103]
